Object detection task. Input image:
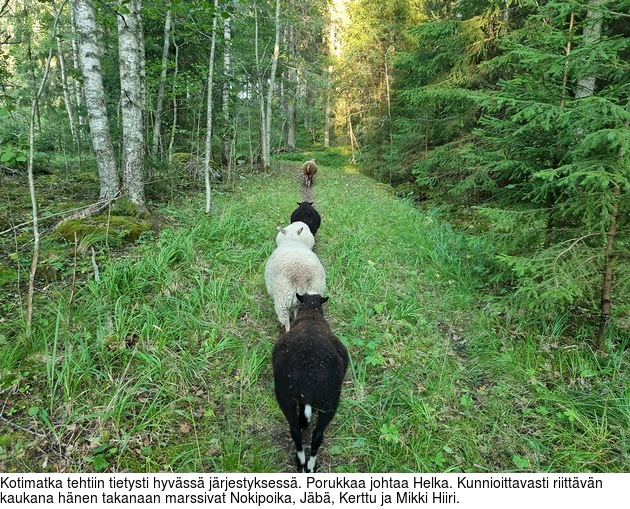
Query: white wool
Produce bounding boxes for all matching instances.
[276,221,315,249]
[264,240,326,331]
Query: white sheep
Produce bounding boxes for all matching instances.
[275,220,314,249]
[264,226,326,332]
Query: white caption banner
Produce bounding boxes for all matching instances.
[0,473,626,508]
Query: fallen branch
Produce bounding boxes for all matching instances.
[68,232,78,319]
[0,200,112,237]
[52,199,113,231]
[0,399,46,439]
[91,247,100,282]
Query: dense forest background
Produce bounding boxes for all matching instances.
[0,0,628,472]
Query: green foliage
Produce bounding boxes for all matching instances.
[373,0,630,328]
[450,1,629,322]
[0,0,628,475]
[359,3,505,184]
[0,159,628,473]
[55,216,152,248]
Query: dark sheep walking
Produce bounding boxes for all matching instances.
[290,201,321,236]
[272,293,349,472]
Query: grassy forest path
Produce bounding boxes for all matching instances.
[1,155,627,473]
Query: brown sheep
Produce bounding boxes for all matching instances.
[302,159,318,187]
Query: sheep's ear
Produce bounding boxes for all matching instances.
[309,202,314,205]
[277,226,286,235]
[297,202,301,206]
[320,296,329,304]
[297,227,303,236]
[296,293,304,303]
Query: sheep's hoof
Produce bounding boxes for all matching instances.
[306,455,317,473]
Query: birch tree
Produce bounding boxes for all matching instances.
[204,0,219,213]
[69,4,86,134]
[151,6,172,158]
[222,2,232,169]
[118,0,146,212]
[168,33,179,160]
[285,24,297,151]
[254,4,267,168]
[575,0,602,99]
[260,0,280,169]
[53,0,77,147]
[27,1,64,325]
[71,0,118,203]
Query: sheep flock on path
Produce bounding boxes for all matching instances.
[264,160,349,473]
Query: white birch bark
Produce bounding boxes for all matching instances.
[118,0,146,211]
[56,34,78,146]
[222,5,232,168]
[324,19,335,147]
[52,1,78,146]
[324,72,332,147]
[151,6,171,157]
[204,0,219,213]
[69,5,86,133]
[27,3,64,325]
[262,0,281,169]
[72,0,119,202]
[255,4,268,168]
[168,34,179,160]
[286,24,297,151]
[575,0,602,99]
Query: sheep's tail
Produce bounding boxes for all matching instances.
[304,404,312,423]
[300,388,315,425]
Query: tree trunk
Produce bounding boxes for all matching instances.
[262,0,281,169]
[286,24,297,151]
[324,14,337,148]
[347,108,358,164]
[27,3,62,326]
[255,4,267,169]
[72,0,119,202]
[324,67,332,147]
[69,4,86,135]
[52,1,78,147]
[168,34,179,161]
[55,33,78,147]
[560,11,576,109]
[596,185,621,348]
[221,5,232,169]
[118,0,146,213]
[384,48,392,122]
[204,0,219,213]
[576,0,602,99]
[151,6,171,158]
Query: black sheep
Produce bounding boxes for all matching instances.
[272,293,349,472]
[290,201,321,236]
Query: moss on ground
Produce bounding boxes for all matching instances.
[55,215,152,246]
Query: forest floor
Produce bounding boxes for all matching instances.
[0,149,628,473]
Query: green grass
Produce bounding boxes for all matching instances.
[0,156,628,472]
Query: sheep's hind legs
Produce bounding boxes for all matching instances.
[303,410,335,473]
[286,411,308,472]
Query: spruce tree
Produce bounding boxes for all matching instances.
[418,0,629,343]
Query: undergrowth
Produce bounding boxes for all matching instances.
[0,155,627,472]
